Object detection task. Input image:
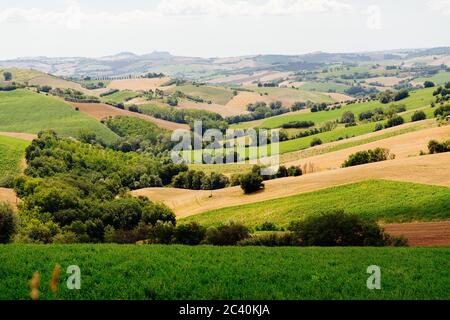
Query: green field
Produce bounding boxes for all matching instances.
[259,87,435,129]
[167,84,235,105]
[0,245,448,300]
[190,120,435,176]
[183,180,450,227]
[0,89,118,143]
[315,66,400,79]
[0,136,29,177]
[297,81,352,93]
[414,71,450,85]
[101,90,141,104]
[0,68,44,83]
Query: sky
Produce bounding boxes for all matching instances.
[1,0,450,59]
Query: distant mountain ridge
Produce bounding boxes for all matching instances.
[1,47,449,80]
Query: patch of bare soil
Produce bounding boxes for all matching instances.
[384,222,450,247]
[0,188,17,209]
[0,132,37,141]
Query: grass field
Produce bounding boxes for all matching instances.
[0,68,45,83]
[167,84,235,105]
[296,81,352,93]
[258,87,435,129]
[0,89,118,143]
[100,90,141,104]
[413,71,450,85]
[182,180,450,227]
[0,245,448,300]
[0,135,29,177]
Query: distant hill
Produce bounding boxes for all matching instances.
[1,47,448,80]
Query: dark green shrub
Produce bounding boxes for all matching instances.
[374,123,383,131]
[256,221,278,231]
[424,81,435,88]
[240,173,264,194]
[203,221,250,246]
[384,115,404,128]
[340,111,355,124]
[174,222,207,245]
[411,111,426,122]
[342,148,394,167]
[238,233,299,247]
[276,166,288,178]
[287,166,302,177]
[428,140,450,154]
[310,138,322,147]
[288,210,400,246]
[0,202,18,243]
[147,221,175,244]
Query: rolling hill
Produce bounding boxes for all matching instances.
[132,153,450,217]
[0,89,118,143]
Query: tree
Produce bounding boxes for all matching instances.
[0,202,17,243]
[385,115,404,128]
[340,111,355,124]
[3,72,12,81]
[288,210,401,246]
[174,222,206,245]
[287,166,302,177]
[393,89,409,101]
[239,173,264,194]
[424,81,435,88]
[310,138,322,147]
[411,110,426,122]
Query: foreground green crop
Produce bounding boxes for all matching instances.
[0,245,448,300]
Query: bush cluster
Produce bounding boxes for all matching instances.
[342,148,394,167]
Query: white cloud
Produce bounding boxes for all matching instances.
[0,1,81,30]
[158,0,354,16]
[365,4,382,30]
[0,0,354,29]
[427,0,450,15]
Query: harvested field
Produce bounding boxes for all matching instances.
[208,71,289,86]
[0,132,36,141]
[324,92,354,102]
[0,188,17,208]
[177,100,248,117]
[132,153,450,217]
[384,222,450,247]
[282,125,450,171]
[365,76,403,87]
[226,91,272,109]
[108,77,171,91]
[71,102,189,131]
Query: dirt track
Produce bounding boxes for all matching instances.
[132,153,450,218]
[384,221,450,246]
[0,132,37,141]
[71,102,189,131]
[0,188,17,208]
[283,125,450,171]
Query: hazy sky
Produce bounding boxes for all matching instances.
[1,0,450,59]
